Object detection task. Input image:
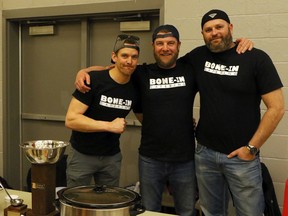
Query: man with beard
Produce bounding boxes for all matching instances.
[179,9,285,216]
[133,25,197,216]
[74,25,253,215]
[75,25,198,215]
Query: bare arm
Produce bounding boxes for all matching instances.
[249,88,285,148]
[65,97,126,134]
[228,88,285,159]
[235,38,254,54]
[75,65,114,93]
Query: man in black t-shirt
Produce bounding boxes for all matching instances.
[65,34,140,187]
[74,25,254,216]
[179,9,284,216]
[75,25,198,216]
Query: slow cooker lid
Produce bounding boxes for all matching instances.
[61,185,138,208]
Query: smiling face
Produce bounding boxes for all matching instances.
[202,19,234,53]
[152,33,181,69]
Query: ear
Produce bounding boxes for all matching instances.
[177,41,181,49]
[111,52,117,63]
[229,23,233,34]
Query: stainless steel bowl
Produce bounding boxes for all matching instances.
[20,140,70,164]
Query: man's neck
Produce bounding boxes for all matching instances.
[109,68,130,84]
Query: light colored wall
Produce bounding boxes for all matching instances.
[0,0,3,178]
[2,0,132,9]
[0,0,287,211]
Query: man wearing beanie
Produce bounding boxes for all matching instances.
[74,21,254,215]
[179,9,284,216]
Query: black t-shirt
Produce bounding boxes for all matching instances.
[133,63,198,162]
[70,70,138,155]
[179,46,283,154]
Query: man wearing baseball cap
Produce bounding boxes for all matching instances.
[65,34,140,188]
[74,21,254,215]
[179,9,284,216]
[75,24,198,216]
[134,25,197,216]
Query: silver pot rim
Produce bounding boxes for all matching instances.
[57,185,141,209]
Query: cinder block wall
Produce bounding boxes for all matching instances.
[0,0,287,212]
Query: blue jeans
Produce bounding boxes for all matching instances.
[195,143,264,216]
[139,154,196,216]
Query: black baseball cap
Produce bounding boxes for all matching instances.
[201,9,230,29]
[152,24,180,42]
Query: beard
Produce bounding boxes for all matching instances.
[154,51,179,69]
[205,29,233,53]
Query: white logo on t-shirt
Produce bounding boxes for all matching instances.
[149,76,186,89]
[99,95,132,110]
[204,61,239,76]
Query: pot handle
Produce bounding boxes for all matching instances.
[130,192,145,216]
[130,202,145,216]
[53,198,61,213]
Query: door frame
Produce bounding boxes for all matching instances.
[2,1,164,189]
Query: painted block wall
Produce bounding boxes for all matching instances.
[0,0,287,212]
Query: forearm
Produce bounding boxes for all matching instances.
[87,66,104,71]
[227,88,284,159]
[87,65,112,71]
[75,66,110,93]
[249,106,285,149]
[65,115,111,133]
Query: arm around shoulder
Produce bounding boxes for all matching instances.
[75,65,115,93]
